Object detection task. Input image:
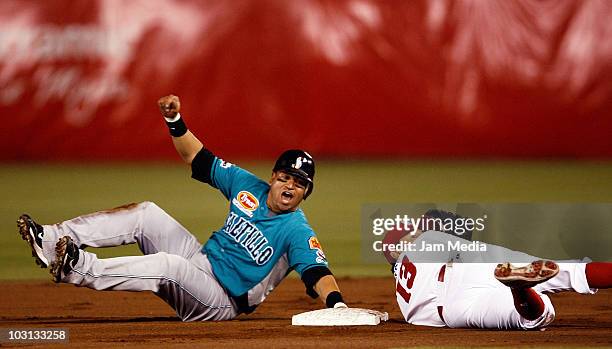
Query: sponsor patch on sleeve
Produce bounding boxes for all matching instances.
[308,237,327,264]
[308,236,322,250]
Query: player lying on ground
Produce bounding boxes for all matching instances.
[383,212,612,330]
[17,95,347,321]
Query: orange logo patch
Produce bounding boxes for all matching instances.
[308,236,322,250]
[237,191,259,211]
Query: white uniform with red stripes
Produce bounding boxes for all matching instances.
[393,230,595,329]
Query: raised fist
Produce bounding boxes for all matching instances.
[158,95,181,118]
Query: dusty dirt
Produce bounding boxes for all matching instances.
[1,277,611,348]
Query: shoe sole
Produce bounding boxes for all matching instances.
[494,260,559,288]
[50,236,72,283]
[17,214,49,268]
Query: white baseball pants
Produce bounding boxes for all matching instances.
[441,261,594,329]
[40,201,238,321]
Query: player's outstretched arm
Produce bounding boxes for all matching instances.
[158,95,203,164]
[314,275,347,308]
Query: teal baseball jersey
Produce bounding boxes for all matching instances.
[197,157,329,297]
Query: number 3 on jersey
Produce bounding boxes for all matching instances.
[396,256,417,303]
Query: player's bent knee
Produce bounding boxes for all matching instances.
[140,201,159,211]
[140,201,172,218]
[155,252,190,280]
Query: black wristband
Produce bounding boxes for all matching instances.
[165,116,188,137]
[302,266,333,299]
[325,291,344,308]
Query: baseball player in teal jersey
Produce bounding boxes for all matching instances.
[17,95,346,321]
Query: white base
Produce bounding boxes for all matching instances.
[291,308,389,326]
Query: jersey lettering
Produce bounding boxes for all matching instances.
[219,159,233,168]
[396,256,417,303]
[223,212,274,265]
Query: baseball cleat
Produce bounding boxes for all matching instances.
[17,214,49,268]
[494,260,559,289]
[50,236,80,283]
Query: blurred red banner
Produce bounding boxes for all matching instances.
[1,0,611,161]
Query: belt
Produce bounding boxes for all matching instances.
[437,264,446,323]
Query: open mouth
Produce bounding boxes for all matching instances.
[281,191,294,201]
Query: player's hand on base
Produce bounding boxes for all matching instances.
[158,95,181,119]
[333,302,348,309]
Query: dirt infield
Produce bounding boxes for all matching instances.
[1,277,611,348]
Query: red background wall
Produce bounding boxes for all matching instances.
[1,0,611,161]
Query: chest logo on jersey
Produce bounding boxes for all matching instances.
[224,212,274,265]
[232,191,259,217]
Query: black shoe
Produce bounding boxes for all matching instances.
[50,236,80,283]
[17,214,49,268]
